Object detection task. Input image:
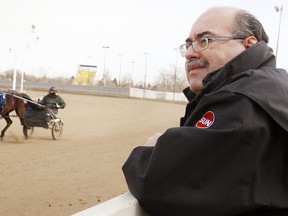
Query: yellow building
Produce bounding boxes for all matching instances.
[73,65,97,85]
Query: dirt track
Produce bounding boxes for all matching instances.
[0,91,186,216]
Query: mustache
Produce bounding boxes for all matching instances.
[185,59,208,71]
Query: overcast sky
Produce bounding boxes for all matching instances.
[0,0,287,85]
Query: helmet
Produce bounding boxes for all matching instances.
[49,86,57,94]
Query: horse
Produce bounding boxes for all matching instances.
[0,90,30,140]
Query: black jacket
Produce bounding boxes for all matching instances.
[39,94,66,114]
[122,42,288,216]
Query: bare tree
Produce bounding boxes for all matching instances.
[121,72,133,87]
[154,66,187,92]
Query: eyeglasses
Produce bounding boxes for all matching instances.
[179,36,245,57]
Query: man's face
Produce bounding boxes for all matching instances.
[185,8,246,93]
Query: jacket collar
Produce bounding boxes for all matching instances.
[202,41,275,92]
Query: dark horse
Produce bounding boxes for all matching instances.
[0,90,31,140]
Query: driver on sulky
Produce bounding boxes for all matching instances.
[39,86,66,115]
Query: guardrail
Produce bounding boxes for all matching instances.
[71,192,149,216]
[0,80,187,102]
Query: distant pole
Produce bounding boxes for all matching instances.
[20,44,29,93]
[20,37,39,93]
[131,61,135,87]
[13,24,36,90]
[12,55,18,90]
[102,46,110,86]
[118,53,122,87]
[275,5,283,59]
[143,52,148,97]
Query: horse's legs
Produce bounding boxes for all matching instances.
[20,118,28,139]
[15,100,29,140]
[1,116,12,141]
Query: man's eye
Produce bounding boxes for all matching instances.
[199,38,207,45]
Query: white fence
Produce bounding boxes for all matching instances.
[0,80,188,103]
[71,192,149,216]
[130,88,187,102]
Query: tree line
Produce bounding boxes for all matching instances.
[1,66,187,92]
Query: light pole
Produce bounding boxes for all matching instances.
[143,52,148,97]
[20,44,30,93]
[131,61,135,87]
[118,53,122,87]
[173,48,178,101]
[102,46,110,86]
[13,24,36,90]
[275,5,283,59]
[20,36,39,93]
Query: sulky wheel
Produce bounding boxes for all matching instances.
[51,121,63,140]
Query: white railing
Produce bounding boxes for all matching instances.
[71,192,149,216]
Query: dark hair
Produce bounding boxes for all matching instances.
[232,9,269,43]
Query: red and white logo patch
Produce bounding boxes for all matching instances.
[196,111,215,129]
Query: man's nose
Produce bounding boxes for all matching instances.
[185,46,200,60]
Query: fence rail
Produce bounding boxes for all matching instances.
[71,192,149,216]
[0,80,187,102]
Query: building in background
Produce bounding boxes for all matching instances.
[73,64,97,85]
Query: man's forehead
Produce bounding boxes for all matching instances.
[187,8,236,40]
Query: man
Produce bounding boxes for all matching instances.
[122,7,288,216]
[39,86,66,114]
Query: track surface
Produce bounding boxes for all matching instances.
[0,91,185,216]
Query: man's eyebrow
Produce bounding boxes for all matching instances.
[185,38,191,43]
[185,31,214,42]
[196,31,214,38]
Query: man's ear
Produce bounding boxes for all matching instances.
[244,36,258,48]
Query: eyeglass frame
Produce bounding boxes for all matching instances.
[179,36,245,57]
